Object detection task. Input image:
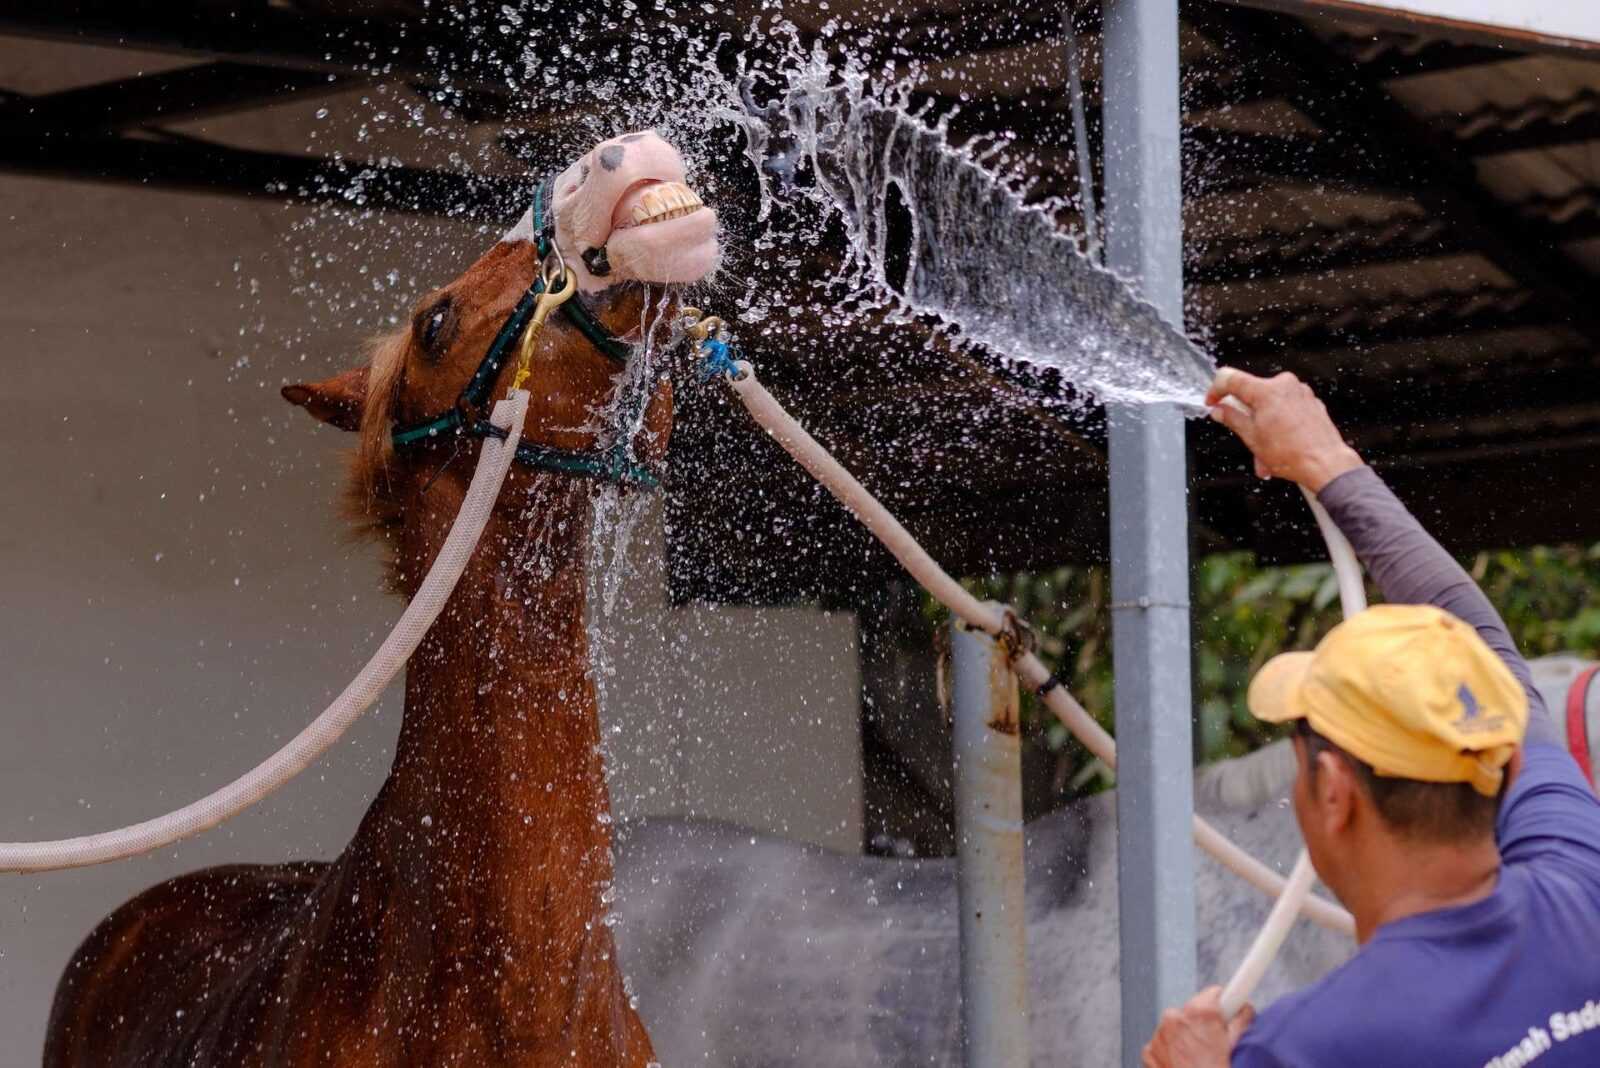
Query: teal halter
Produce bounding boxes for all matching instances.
[390,180,659,490]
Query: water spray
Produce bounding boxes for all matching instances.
[729,63,1215,408]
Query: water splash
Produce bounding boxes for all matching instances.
[726,51,1216,408]
[266,16,1215,419]
[585,283,678,621]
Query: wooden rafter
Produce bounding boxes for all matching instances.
[0,128,520,222]
[854,4,1062,66]
[0,62,361,131]
[1514,189,1600,243]
[1314,25,1516,77]
[1324,352,1600,429]
[1196,423,1600,562]
[1450,90,1600,157]
[1190,213,1468,283]
[0,0,636,100]
[917,59,1286,132]
[1212,285,1560,356]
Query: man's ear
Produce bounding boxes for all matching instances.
[1316,750,1359,834]
[282,366,370,432]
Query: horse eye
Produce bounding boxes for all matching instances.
[416,297,453,358]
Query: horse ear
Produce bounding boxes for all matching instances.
[282,366,370,432]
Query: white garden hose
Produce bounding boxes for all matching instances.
[0,392,529,873]
[1218,489,1366,1016]
[728,361,1357,939]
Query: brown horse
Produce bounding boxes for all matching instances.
[43,131,719,1068]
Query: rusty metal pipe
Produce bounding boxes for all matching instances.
[951,620,1031,1068]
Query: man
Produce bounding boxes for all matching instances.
[1143,368,1600,1068]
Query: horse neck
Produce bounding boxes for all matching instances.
[348,477,624,1002]
[392,481,601,788]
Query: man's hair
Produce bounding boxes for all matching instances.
[1294,720,1505,843]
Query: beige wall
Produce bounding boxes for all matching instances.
[0,40,860,1059]
[589,501,863,841]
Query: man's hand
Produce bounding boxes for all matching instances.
[1206,368,1364,494]
[1142,987,1255,1068]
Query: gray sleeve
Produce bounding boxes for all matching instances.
[1314,465,1556,744]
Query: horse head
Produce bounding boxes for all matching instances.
[281,130,720,580]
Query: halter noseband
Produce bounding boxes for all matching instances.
[390,179,659,490]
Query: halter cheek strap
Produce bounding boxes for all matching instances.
[390,179,659,490]
[533,177,632,362]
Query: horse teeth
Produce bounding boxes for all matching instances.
[627,183,704,227]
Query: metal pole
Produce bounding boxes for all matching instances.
[950,620,1030,1068]
[1100,0,1197,1065]
[1061,4,1100,262]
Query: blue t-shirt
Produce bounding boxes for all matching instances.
[1234,744,1600,1067]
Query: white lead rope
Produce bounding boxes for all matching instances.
[0,392,530,873]
[727,362,1359,962]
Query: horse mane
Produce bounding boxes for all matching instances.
[345,328,410,568]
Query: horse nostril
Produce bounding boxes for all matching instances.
[581,246,612,277]
[598,145,625,171]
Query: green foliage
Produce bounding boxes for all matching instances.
[1470,544,1600,657]
[937,543,1600,799]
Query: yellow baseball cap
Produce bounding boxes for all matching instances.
[1248,604,1528,797]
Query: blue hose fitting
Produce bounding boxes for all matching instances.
[699,336,741,382]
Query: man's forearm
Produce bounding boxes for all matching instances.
[1315,465,1555,742]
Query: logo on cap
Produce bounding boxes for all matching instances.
[1454,682,1506,734]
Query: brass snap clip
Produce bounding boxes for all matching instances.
[510,264,578,394]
